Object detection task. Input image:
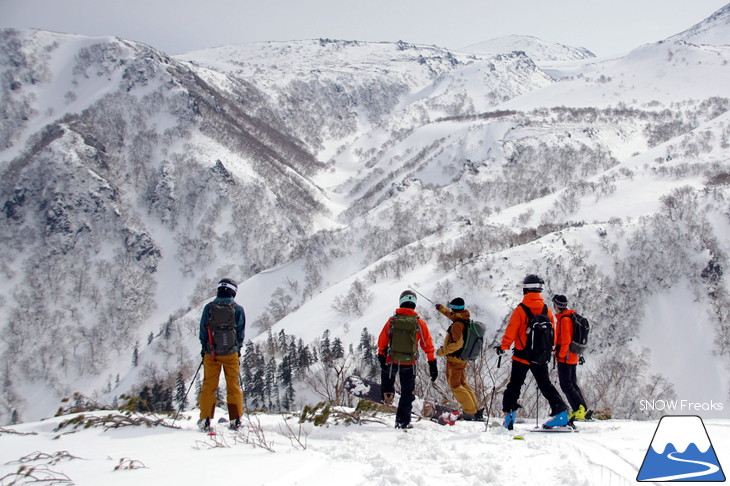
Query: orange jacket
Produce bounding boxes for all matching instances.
[378,307,436,364]
[555,309,579,365]
[500,293,554,365]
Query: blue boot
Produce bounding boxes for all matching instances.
[543,410,569,428]
[503,411,516,430]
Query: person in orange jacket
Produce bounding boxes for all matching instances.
[435,297,482,421]
[552,294,590,421]
[377,289,438,429]
[496,274,568,429]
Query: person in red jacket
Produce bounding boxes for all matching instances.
[552,294,590,421]
[496,274,568,429]
[377,289,438,429]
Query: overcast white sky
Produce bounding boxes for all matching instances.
[0,0,728,57]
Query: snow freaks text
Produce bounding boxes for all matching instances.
[639,400,725,413]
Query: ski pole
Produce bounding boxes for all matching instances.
[172,357,204,426]
[535,379,539,429]
[408,286,436,305]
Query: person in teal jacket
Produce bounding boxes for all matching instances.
[198,278,246,431]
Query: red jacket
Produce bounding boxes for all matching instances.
[500,293,555,365]
[378,307,436,364]
[555,309,579,365]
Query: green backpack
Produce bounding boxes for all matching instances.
[388,314,420,364]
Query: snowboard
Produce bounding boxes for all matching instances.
[345,375,459,425]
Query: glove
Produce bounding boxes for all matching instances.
[579,356,585,365]
[494,346,505,356]
[377,354,387,369]
[435,304,441,310]
[200,350,205,359]
[428,360,438,382]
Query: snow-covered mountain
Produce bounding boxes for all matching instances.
[667,3,730,45]
[460,34,595,62]
[2,2,730,425]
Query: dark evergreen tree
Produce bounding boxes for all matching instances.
[278,329,288,354]
[150,382,173,412]
[243,342,266,409]
[266,329,276,356]
[138,385,152,412]
[358,327,378,378]
[332,337,345,359]
[320,329,332,362]
[174,371,188,411]
[132,342,139,367]
[265,357,279,411]
[278,354,294,410]
[296,338,312,377]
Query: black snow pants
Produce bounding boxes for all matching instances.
[502,359,567,416]
[557,361,588,412]
[381,363,416,426]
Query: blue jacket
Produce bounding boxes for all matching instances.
[199,297,246,354]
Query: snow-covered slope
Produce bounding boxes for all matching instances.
[667,3,730,46]
[2,2,730,425]
[0,410,727,486]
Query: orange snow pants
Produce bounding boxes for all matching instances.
[446,360,478,414]
[199,353,244,420]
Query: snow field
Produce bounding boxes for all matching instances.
[2,408,728,486]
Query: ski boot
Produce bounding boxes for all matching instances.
[395,421,413,430]
[503,410,516,430]
[383,392,395,406]
[474,408,485,422]
[543,410,569,428]
[197,418,211,432]
[229,417,241,430]
[569,405,587,421]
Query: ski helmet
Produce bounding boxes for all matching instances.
[522,274,544,292]
[217,278,238,297]
[448,297,465,310]
[399,289,417,307]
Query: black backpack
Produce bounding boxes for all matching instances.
[569,313,590,355]
[518,304,553,366]
[450,320,486,361]
[207,301,239,357]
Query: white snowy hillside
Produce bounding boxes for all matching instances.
[460,34,595,63]
[667,3,730,46]
[0,409,728,486]
[1,2,730,428]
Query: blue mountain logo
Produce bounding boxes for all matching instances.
[637,415,725,482]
